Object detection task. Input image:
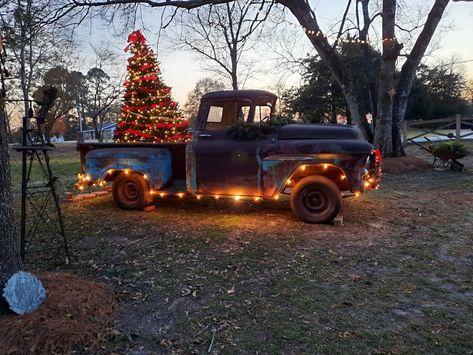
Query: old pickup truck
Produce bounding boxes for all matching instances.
[77,90,381,223]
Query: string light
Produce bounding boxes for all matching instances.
[303,27,396,45]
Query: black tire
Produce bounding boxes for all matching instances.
[290,176,341,223]
[112,172,151,210]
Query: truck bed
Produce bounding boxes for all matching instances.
[77,142,187,180]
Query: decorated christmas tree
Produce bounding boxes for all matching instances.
[114,30,191,143]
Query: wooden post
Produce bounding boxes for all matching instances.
[402,121,408,147]
[456,114,461,140]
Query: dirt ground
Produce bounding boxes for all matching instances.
[9,143,473,353]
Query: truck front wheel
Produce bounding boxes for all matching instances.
[112,172,151,210]
[290,176,341,223]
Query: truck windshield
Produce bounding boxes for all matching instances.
[253,105,272,123]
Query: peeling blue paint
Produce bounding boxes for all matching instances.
[85,147,172,189]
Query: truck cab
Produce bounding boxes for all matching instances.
[77,90,381,223]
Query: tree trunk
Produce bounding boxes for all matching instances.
[230,46,238,90]
[279,0,362,126]
[393,0,450,156]
[373,0,400,156]
[0,93,22,289]
[359,0,378,122]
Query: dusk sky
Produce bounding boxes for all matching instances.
[74,0,473,105]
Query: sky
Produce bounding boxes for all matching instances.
[73,0,473,105]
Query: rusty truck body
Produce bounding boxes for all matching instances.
[77,90,381,223]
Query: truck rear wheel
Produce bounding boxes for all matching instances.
[290,176,341,223]
[112,172,151,210]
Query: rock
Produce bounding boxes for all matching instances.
[2,272,47,315]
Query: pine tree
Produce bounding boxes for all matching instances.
[114,30,191,143]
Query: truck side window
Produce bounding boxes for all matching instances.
[207,106,224,123]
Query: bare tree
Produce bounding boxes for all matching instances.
[83,67,122,142]
[81,45,122,142]
[169,1,276,89]
[1,0,74,115]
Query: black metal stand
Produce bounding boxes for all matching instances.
[14,113,70,264]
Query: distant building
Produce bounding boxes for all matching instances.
[80,122,117,142]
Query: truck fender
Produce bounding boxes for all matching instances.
[84,147,172,190]
[261,158,348,198]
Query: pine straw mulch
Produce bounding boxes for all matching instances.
[0,272,117,355]
[381,155,432,174]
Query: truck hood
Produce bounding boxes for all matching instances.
[277,123,365,140]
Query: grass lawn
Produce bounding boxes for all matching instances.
[6,142,473,353]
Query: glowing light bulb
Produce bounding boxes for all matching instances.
[301,165,306,171]
[323,164,328,170]
[234,195,241,201]
[274,195,280,200]
[214,195,220,200]
[254,197,260,202]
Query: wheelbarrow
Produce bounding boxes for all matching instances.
[410,136,469,171]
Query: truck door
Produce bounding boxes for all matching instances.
[188,100,271,197]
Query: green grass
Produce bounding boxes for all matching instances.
[9,157,80,194]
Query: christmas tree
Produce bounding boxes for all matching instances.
[114,30,191,143]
